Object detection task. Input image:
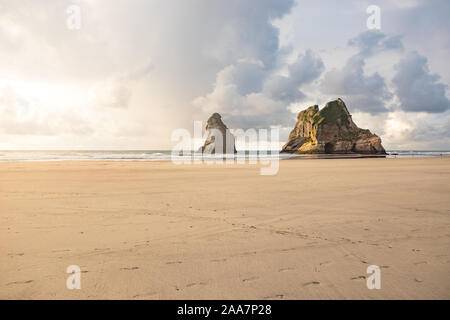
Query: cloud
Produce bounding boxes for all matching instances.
[194,49,324,128]
[89,60,154,109]
[190,0,315,128]
[0,87,93,136]
[91,83,132,109]
[194,0,296,69]
[1,0,300,143]
[288,49,325,86]
[392,0,421,9]
[392,51,450,113]
[264,50,324,102]
[319,30,406,114]
[123,60,155,81]
[320,55,392,114]
[348,31,403,57]
[381,111,450,149]
[263,74,306,103]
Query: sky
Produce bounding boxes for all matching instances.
[0,0,449,150]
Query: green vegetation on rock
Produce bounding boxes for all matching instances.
[301,105,319,122]
[281,98,386,155]
[313,101,349,127]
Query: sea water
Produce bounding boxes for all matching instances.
[0,150,448,162]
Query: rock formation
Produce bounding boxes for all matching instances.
[198,113,237,154]
[281,99,386,154]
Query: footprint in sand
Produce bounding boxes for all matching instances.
[134,241,150,248]
[51,249,71,253]
[263,294,285,299]
[186,282,208,288]
[242,276,259,283]
[280,247,297,252]
[302,281,320,287]
[8,253,24,257]
[120,266,139,271]
[7,280,33,286]
[133,292,158,298]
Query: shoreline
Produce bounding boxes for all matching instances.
[0,153,448,163]
[0,150,449,163]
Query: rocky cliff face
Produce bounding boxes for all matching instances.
[281,99,386,154]
[199,113,237,154]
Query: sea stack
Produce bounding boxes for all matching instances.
[281,98,386,154]
[198,113,237,154]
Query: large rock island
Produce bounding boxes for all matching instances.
[281,99,386,154]
[198,113,237,154]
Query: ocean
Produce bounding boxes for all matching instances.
[0,150,448,162]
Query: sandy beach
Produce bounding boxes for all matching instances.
[1,157,449,299]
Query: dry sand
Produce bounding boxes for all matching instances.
[1,157,449,299]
